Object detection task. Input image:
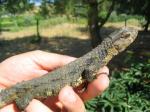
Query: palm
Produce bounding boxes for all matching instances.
[0,51,76,112]
[0,52,49,88]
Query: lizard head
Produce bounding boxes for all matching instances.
[110,27,138,52]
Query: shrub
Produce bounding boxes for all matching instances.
[85,62,150,112]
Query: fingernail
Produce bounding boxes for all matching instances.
[97,66,109,76]
[97,72,109,76]
[61,87,77,103]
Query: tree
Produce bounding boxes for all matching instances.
[85,0,116,48]
[0,0,7,34]
[116,0,150,31]
[54,0,77,19]
[4,0,33,15]
[131,0,150,31]
[39,0,55,18]
[87,0,100,48]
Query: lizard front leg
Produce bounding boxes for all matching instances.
[82,67,97,82]
[15,92,33,110]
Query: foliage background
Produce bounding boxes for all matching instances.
[86,62,150,111]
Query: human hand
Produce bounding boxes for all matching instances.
[0,50,109,112]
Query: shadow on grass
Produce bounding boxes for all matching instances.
[0,35,92,62]
[0,28,11,32]
[0,28,149,71]
[76,27,88,34]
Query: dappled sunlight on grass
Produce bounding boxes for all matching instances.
[0,22,149,71]
[105,22,141,30]
[40,23,88,39]
[0,26,36,39]
[0,35,92,61]
[0,23,89,40]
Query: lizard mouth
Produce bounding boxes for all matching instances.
[113,28,138,52]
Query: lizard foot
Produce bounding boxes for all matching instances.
[15,92,33,110]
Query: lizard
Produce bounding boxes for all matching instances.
[0,27,138,110]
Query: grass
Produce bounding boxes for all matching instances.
[105,20,141,30]
[1,23,88,40]
[0,13,144,45]
[0,15,87,32]
[40,23,88,39]
[1,13,142,33]
[0,14,142,41]
[0,14,89,40]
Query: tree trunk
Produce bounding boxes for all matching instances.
[34,18,41,42]
[36,18,40,38]
[88,1,101,48]
[144,17,150,32]
[0,17,1,35]
[99,0,115,28]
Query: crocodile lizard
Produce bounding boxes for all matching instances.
[0,27,138,110]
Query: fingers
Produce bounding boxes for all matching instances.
[80,66,109,101]
[1,50,76,72]
[28,50,76,71]
[0,100,54,112]
[25,99,53,112]
[0,50,76,87]
[59,86,86,112]
[43,96,62,111]
[0,104,20,112]
[26,86,86,112]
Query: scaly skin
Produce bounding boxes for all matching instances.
[0,27,138,110]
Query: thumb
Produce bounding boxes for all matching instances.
[25,99,52,112]
[59,86,85,112]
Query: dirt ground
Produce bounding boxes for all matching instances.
[0,23,149,71]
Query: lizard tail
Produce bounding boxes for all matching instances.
[0,88,17,109]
